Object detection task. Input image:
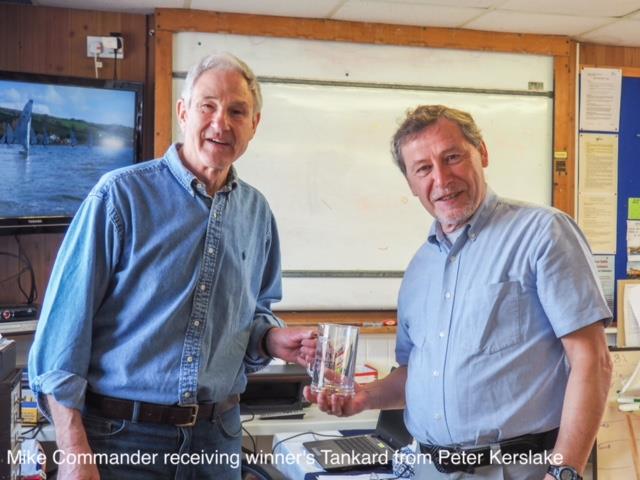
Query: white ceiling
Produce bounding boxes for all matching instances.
[32,0,640,47]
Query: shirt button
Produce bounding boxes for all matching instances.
[439,331,445,338]
[445,291,451,299]
[183,392,191,398]
[213,212,219,219]
[207,247,214,255]
[449,256,456,262]
[434,413,442,420]
[433,370,439,377]
[187,356,193,363]
[199,284,206,291]
[194,320,200,327]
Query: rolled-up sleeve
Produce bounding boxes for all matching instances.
[28,189,120,417]
[245,213,285,372]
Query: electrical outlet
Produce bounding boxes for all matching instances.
[102,37,119,50]
[86,35,124,59]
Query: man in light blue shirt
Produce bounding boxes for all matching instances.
[307,105,612,480]
[29,53,314,480]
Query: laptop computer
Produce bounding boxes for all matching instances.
[303,409,413,471]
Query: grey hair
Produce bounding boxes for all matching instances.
[391,105,484,175]
[180,53,263,115]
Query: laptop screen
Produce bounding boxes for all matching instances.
[375,409,413,449]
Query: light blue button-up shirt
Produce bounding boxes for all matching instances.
[29,144,283,412]
[396,190,611,447]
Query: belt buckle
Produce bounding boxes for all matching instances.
[176,404,199,427]
[436,446,477,474]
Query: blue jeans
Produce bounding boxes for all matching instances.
[82,405,242,480]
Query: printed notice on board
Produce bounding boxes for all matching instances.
[578,133,618,194]
[578,193,617,254]
[594,255,615,312]
[579,67,622,132]
[628,220,640,277]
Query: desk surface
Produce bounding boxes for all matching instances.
[242,406,380,436]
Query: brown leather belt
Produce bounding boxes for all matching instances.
[85,391,239,427]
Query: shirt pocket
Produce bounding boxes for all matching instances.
[460,280,523,354]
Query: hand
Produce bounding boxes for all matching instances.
[265,327,316,366]
[56,447,100,480]
[47,396,100,479]
[304,382,370,417]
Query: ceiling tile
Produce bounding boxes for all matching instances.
[333,1,484,27]
[466,10,611,36]
[577,19,640,47]
[34,0,181,14]
[500,0,640,18]
[28,0,640,49]
[364,0,499,7]
[189,0,344,18]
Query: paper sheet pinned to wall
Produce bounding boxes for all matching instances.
[580,67,622,132]
[628,221,640,277]
[578,193,617,254]
[579,133,618,194]
[624,284,640,347]
[594,255,615,312]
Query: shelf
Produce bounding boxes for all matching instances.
[277,310,397,334]
[0,320,37,335]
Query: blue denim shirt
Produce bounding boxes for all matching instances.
[29,144,284,413]
[396,189,611,447]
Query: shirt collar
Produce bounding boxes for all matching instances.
[163,143,239,198]
[427,186,498,248]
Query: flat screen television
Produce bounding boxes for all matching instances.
[0,70,143,234]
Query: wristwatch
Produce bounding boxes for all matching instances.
[547,465,583,480]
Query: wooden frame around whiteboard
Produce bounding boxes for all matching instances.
[617,279,640,348]
[152,8,577,218]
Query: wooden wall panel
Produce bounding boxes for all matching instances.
[0,3,148,306]
[580,43,640,68]
[144,15,156,164]
[153,29,172,157]
[0,4,146,80]
[0,235,63,306]
[553,43,577,217]
[46,12,73,75]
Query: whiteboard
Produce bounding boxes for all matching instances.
[171,33,554,309]
[172,33,554,91]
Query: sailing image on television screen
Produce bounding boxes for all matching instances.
[0,79,137,219]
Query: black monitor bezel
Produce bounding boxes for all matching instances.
[0,70,143,235]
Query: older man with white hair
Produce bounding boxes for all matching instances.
[29,53,314,480]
